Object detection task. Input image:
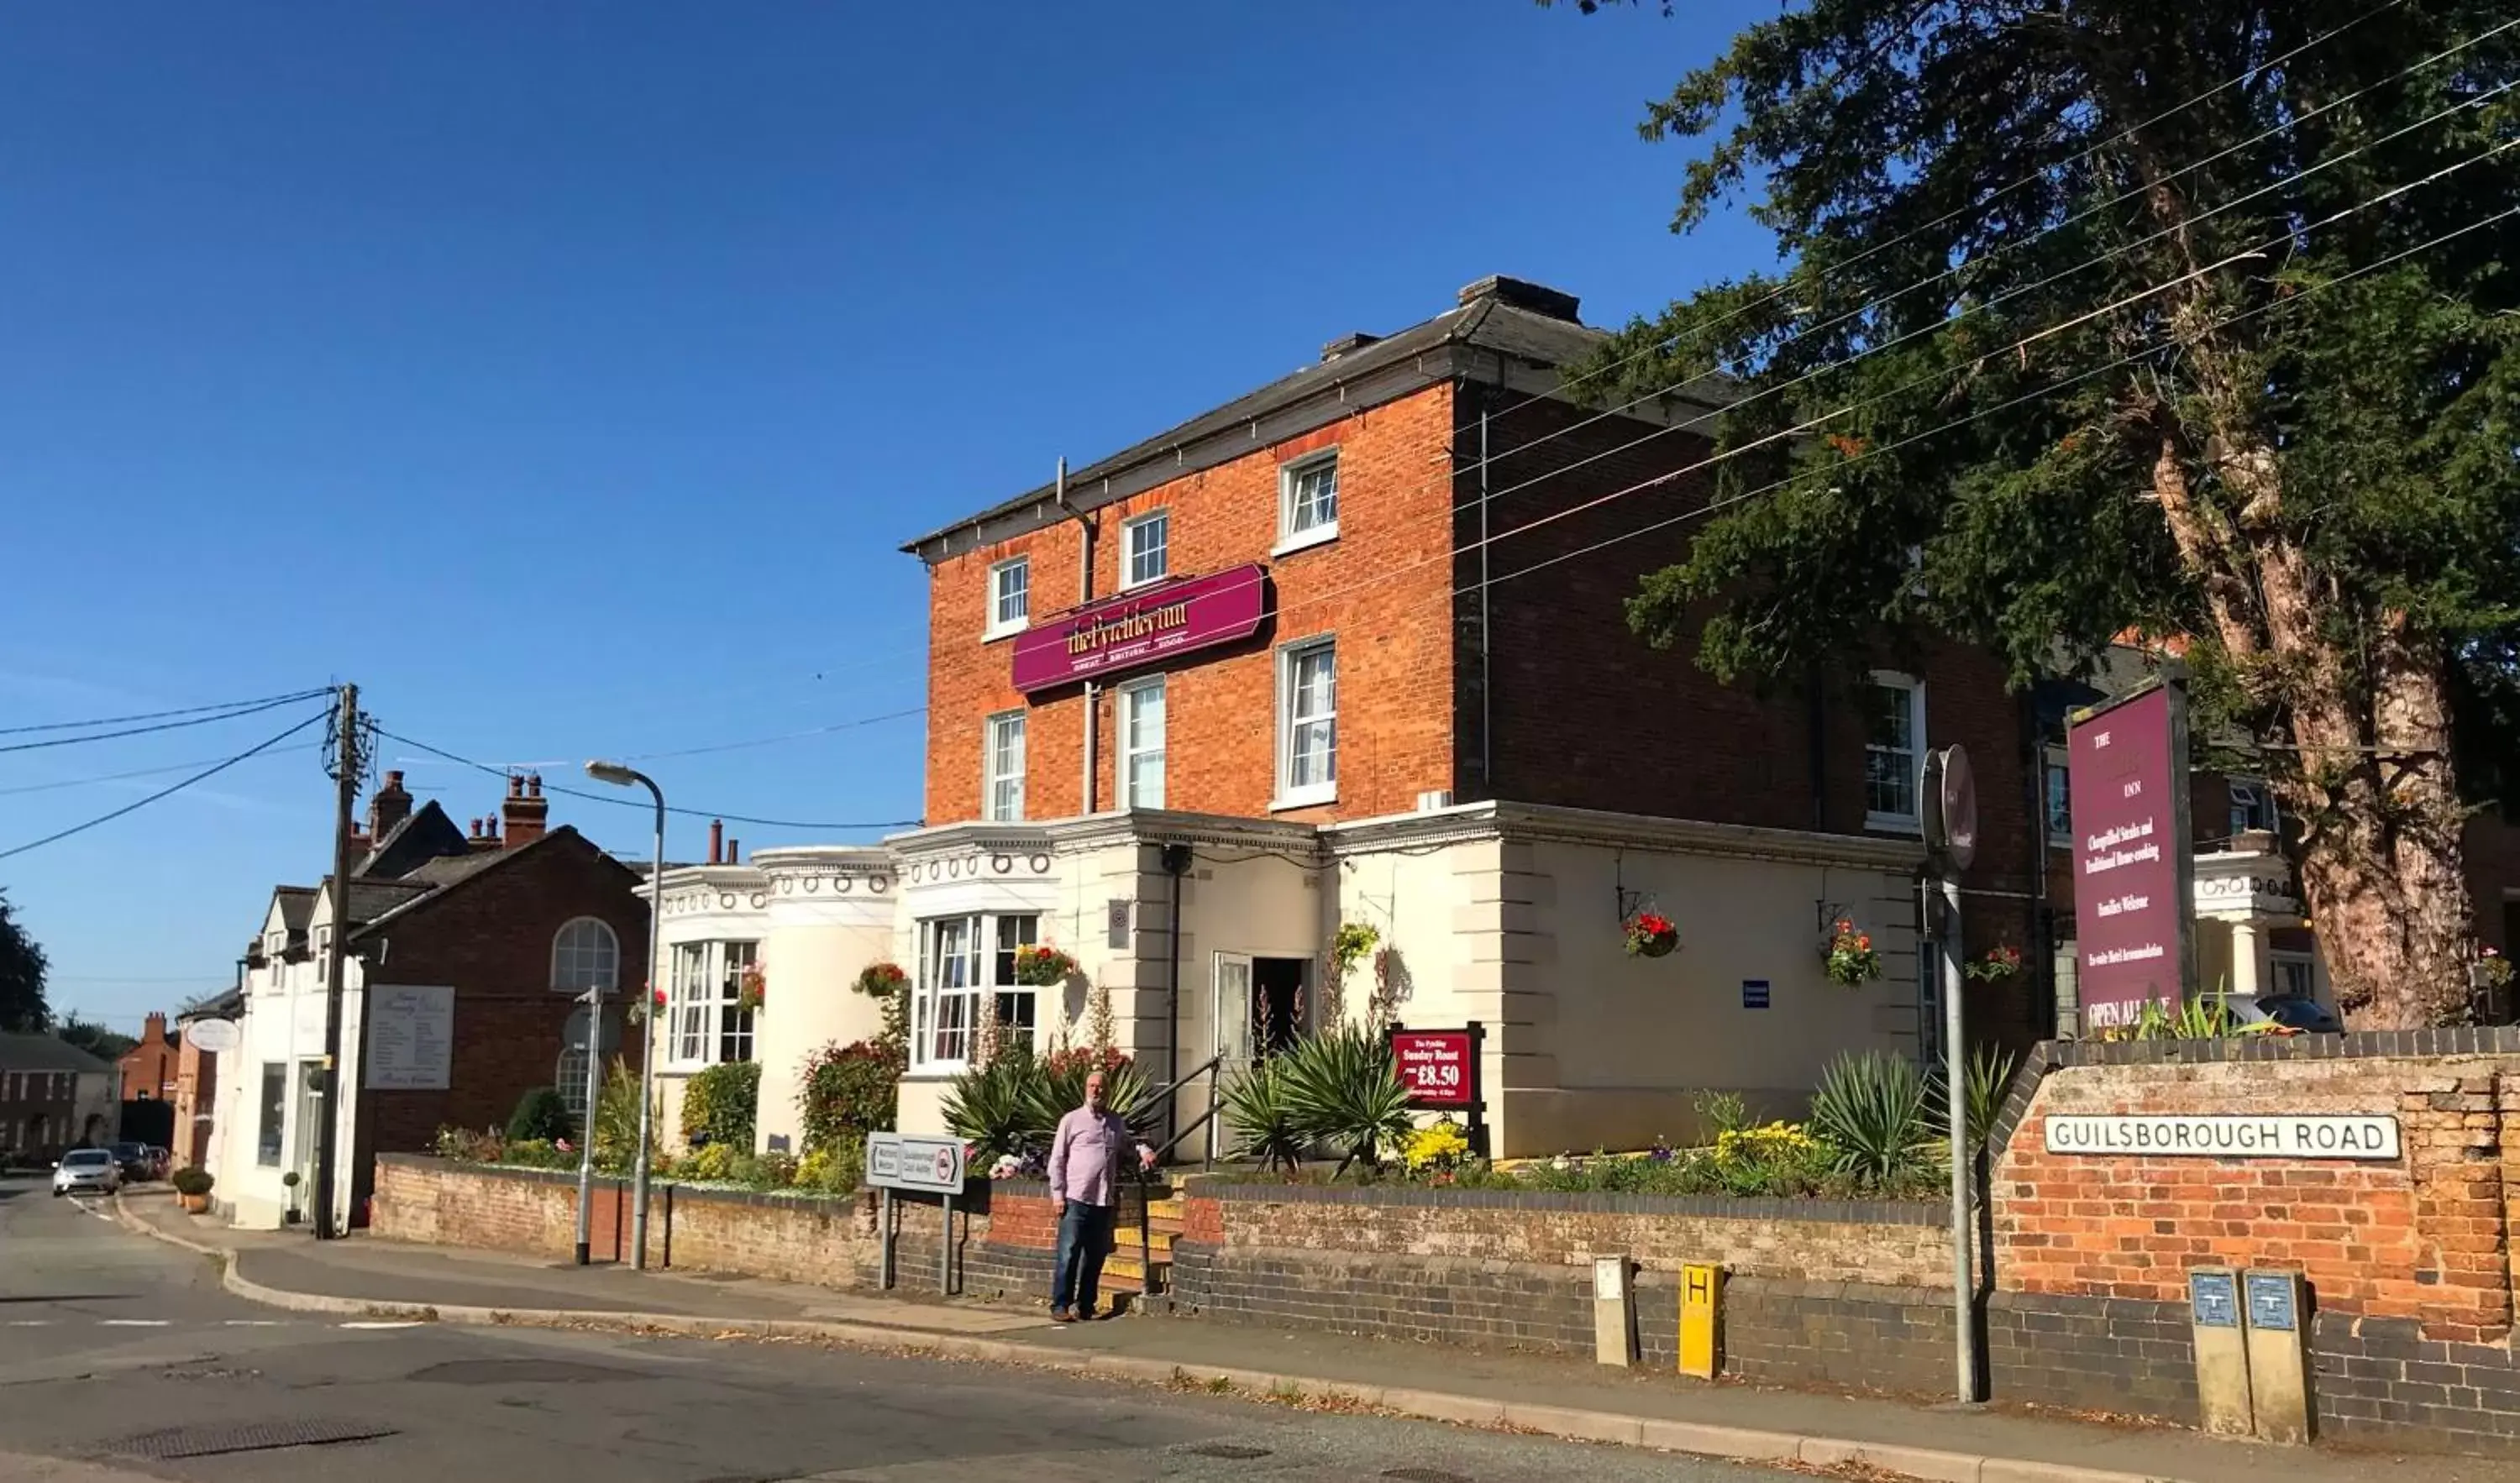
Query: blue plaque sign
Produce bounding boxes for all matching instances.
[2189,1270,2239,1328]
[2245,1271,2298,1333]
[1742,979,1771,1009]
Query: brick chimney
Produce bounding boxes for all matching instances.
[707,819,723,866]
[142,1012,167,1045]
[365,769,412,839]
[501,773,549,848]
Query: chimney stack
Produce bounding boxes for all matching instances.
[366,769,412,840]
[727,837,740,865]
[707,820,723,866]
[143,1012,167,1045]
[501,773,549,848]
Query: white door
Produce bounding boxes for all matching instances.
[1213,952,1255,1072]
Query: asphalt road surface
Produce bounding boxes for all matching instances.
[0,1175,1782,1482]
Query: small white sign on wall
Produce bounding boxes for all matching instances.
[2045,1114,2400,1161]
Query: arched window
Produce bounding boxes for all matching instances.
[551,918,620,995]
[555,1006,619,1124]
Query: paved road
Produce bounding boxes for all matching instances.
[0,1176,1781,1482]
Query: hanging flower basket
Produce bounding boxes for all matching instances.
[1964,944,2024,983]
[853,962,908,998]
[1623,910,1679,958]
[1012,944,1076,988]
[627,986,664,1025]
[2474,947,2513,993]
[736,963,767,1015]
[1824,919,1882,987]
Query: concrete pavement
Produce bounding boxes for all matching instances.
[105,1184,2517,1483]
[1,1175,1783,1482]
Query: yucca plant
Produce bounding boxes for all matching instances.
[1809,1051,1938,1187]
[1019,1046,1157,1148]
[1278,1024,1413,1177]
[1934,1043,2019,1155]
[1221,1056,1310,1174]
[942,1044,1037,1159]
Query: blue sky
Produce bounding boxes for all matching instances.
[0,2,1773,1032]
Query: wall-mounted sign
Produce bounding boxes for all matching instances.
[1011,564,1268,693]
[365,986,454,1091]
[2045,1114,2400,1161]
[184,1019,239,1055]
[2067,679,2194,1029]
[1741,979,1771,1009]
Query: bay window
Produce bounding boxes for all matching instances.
[668,940,758,1066]
[913,913,1041,1071]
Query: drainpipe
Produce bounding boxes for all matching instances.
[1477,378,1494,798]
[1061,456,1100,815]
[1161,843,1193,1149]
[2024,692,2055,1038]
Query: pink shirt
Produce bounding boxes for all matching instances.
[1047,1106,1139,1207]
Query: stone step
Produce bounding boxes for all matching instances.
[1100,1250,1170,1287]
[1144,1196,1186,1222]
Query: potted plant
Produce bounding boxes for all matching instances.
[1011,944,1076,988]
[171,1166,214,1213]
[1623,909,1679,958]
[280,1169,302,1224]
[1824,919,1883,987]
[628,986,665,1025]
[1965,944,2024,983]
[737,962,767,1015]
[853,962,908,998]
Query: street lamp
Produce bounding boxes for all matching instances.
[586,759,666,1271]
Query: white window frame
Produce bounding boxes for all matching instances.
[2044,745,2072,850]
[1121,509,1170,590]
[984,710,1026,822]
[2229,778,2280,840]
[668,940,757,1069]
[985,556,1030,641]
[1275,448,1340,555]
[1863,671,1926,835]
[1274,637,1338,810]
[1121,675,1166,810]
[551,917,621,995]
[911,913,1040,1072]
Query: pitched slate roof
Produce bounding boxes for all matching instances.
[0,1032,115,1075]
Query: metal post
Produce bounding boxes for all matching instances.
[629,775,665,1271]
[939,1193,953,1296]
[879,1188,895,1290]
[573,983,603,1266]
[1941,872,1977,1402]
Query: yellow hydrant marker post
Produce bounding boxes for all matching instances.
[1679,1263,1723,1379]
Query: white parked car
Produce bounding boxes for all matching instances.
[52,1149,121,1198]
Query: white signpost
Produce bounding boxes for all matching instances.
[2045,1114,2401,1160]
[867,1133,969,1296]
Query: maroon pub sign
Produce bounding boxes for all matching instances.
[1011,564,1267,694]
[1389,1022,1488,1158]
[2066,678,2195,1030]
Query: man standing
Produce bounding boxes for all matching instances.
[1045,1068,1152,1322]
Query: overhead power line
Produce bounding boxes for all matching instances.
[0,706,333,862]
[0,742,326,798]
[373,726,921,834]
[0,689,337,755]
[0,686,333,736]
[620,705,926,762]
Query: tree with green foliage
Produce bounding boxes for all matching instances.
[56,1017,135,1062]
[0,890,50,1033]
[1549,0,2520,1026]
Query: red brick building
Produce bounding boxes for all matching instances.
[208,770,649,1230]
[117,1012,178,1105]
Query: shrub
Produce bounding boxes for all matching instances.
[675,1142,743,1183]
[681,1061,761,1151]
[1221,1056,1309,1174]
[506,1087,573,1145]
[501,1139,574,1171]
[798,1038,904,1153]
[591,1060,654,1173]
[1956,1043,2018,1154]
[794,1140,864,1195]
[1278,1025,1412,1176]
[942,1045,1037,1158]
[171,1167,214,1197]
[1809,1051,1937,1185]
[433,1125,503,1163]
[1692,1088,1752,1140]
[1401,1119,1470,1175]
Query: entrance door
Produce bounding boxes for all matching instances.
[291,1059,326,1206]
[1213,952,1254,1074]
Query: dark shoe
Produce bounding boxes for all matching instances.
[1052,1307,1076,1323]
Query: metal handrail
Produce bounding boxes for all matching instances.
[1127,1051,1224,1303]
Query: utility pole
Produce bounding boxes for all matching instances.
[314,683,361,1241]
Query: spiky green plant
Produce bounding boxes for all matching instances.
[1278,1025,1413,1177]
[1809,1051,1938,1186]
[942,1044,1037,1159]
[1019,1047,1157,1149]
[1221,1056,1310,1174]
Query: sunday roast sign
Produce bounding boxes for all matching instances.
[2067,677,2196,1030]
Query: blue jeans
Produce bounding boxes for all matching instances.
[1052,1201,1116,1316]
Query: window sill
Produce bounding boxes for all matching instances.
[1270,789,1336,813]
[983,620,1028,644]
[1270,525,1339,558]
[1866,813,1923,836]
[1119,574,1168,594]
